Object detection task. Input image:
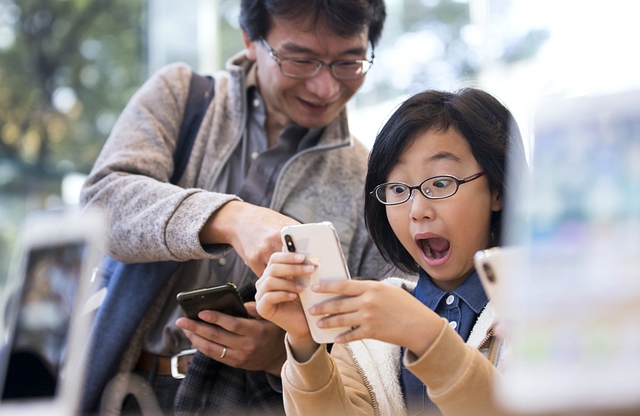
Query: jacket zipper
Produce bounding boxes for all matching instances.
[346,342,381,416]
[207,72,248,190]
[479,328,493,350]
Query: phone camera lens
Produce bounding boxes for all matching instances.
[284,234,296,252]
[482,263,496,283]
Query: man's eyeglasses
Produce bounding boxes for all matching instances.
[261,38,374,80]
[371,172,484,205]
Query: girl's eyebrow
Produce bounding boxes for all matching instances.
[428,151,462,164]
[278,42,367,57]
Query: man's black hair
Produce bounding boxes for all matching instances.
[240,0,386,47]
[364,89,527,274]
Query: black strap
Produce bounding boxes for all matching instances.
[170,72,216,184]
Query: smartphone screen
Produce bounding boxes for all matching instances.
[2,242,85,400]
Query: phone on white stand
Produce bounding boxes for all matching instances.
[0,208,104,415]
[280,222,351,344]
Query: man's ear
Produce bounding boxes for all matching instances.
[491,189,503,212]
[242,30,258,61]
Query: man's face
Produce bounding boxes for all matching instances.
[244,16,369,129]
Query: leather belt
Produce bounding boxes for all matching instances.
[136,349,197,379]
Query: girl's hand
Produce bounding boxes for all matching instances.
[255,252,319,360]
[309,280,445,357]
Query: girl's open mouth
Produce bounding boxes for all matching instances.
[419,237,451,266]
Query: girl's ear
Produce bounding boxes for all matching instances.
[490,189,503,212]
[242,30,258,61]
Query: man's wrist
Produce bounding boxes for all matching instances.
[199,200,245,245]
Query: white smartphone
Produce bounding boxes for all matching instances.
[473,246,522,317]
[280,222,352,344]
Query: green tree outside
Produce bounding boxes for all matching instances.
[0,0,145,284]
[0,0,547,285]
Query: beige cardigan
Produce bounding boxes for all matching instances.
[281,278,508,416]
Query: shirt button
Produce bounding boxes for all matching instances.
[449,321,457,329]
[253,98,260,108]
[218,257,227,266]
[251,151,259,160]
[446,294,455,305]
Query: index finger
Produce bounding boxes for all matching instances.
[268,251,307,266]
[198,309,254,336]
[261,253,316,282]
[311,279,370,296]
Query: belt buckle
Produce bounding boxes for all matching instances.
[171,348,197,379]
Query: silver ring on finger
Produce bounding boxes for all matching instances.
[220,346,227,359]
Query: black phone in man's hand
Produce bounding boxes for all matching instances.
[177,283,249,320]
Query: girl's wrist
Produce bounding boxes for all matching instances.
[405,309,445,357]
[287,333,319,363]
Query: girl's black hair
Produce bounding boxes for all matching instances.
[364,88,527,274]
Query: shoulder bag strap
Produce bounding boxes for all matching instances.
[170,72,216,184]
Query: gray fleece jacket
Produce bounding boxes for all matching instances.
[79,53,402,410]
[81,52,388,278]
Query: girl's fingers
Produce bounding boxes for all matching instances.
[257,272,304,294]
[309,294,359,316]
[310,281,387,316]
[334,326,362,344]
[316,311,376,344]
[258,291,298,309]
[268,251,307,265]
[311,279,371,296]
[262,262,316,282]
[316,310,358,330]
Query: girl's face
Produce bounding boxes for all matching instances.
[385,128,502,292]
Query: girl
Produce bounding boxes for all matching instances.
[255,88,526,416]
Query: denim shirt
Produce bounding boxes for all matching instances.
[401,268,488,415]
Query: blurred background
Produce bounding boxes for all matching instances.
[1,0,639,286]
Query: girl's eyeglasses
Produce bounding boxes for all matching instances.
[371,172,484,205]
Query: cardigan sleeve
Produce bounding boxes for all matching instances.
[404,320,511,416]
[282,319,512,416]
[80,63,239,263]
[281,335,376,416]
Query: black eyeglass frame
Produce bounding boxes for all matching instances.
[261,38,375,80]
[371,172,485,206]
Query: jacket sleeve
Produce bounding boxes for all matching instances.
[281,336,376,416]
[80,63,239,263]
[404,320,511,416]
[282,321,510,416]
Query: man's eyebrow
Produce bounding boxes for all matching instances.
[278,42,367,57]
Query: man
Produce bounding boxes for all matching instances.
[80,0,401,414]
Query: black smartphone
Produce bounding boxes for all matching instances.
[176,283,249,320]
